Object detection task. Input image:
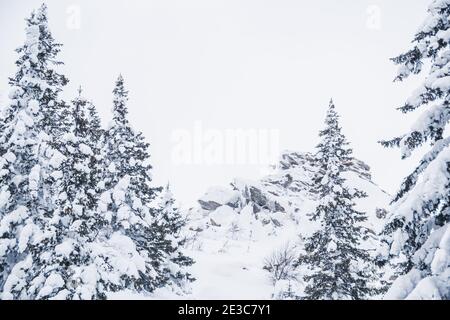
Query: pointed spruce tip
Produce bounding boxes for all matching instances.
[28,3,47,21]
[36,3,48,17]
[39,3,48,11]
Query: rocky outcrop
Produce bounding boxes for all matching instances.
[195,150,386,230]
[198,187,241,211]
[279,151,371,181]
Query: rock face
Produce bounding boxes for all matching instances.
[234,184,286,214]
[194,151,388,231]
[198,187,241,211]
[278,151,372,189]
[184,150,391,300]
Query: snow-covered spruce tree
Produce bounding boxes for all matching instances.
[378,0,450,300]
[74,87,105,196]
[296,100,377,300]
[24,89,108,300]
[49,88,103,235]
[0,4,70,298]
[96,75,192,294]
[154,184,194,289]
[0,88,106,300]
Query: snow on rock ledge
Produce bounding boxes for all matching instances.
[198,186,240,211]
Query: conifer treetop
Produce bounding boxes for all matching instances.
[11,3,67,92]
[316,99,352,176]
[112,74,129,126]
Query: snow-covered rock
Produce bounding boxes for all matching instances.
[184,150,390,299]
[198,187,240,211]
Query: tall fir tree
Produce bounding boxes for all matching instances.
[8,89,107,299]
[63,87,104,232]
[154,184,194,289]
[42,89,107,299]
[95,75,193,294]
[0,4,70,298]
[296,100,377,300]
[100,75,159,232]
[379,0,450,300]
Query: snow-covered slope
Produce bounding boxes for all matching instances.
[181,151,391,299]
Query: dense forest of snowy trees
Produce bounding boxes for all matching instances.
[0,4,192,299]
[0,2,448,300]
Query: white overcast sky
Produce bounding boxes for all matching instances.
[0,0,432,206]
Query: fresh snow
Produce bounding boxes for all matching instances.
[1,1,449,301]
[179,152,390,300]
